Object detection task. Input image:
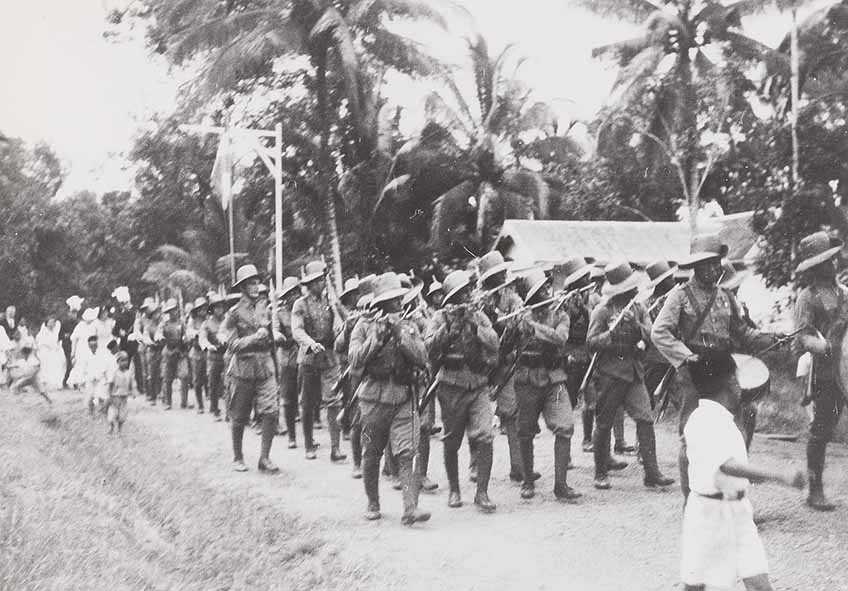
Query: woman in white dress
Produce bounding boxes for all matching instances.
[36,316,65,390]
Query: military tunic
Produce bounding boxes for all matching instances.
[143,316,163,402]
[202,314,226,416]
[186,317,206,409]
[159,318,188,408]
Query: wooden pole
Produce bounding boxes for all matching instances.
[274,123,283,296]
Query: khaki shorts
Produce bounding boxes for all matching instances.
[437,383,494,448]
[229,375,279,423]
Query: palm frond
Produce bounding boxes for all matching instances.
[373,174,412,212]
[377,0,449,29]
[573,0,669,24]
[592,33,656,62]
[713,31,775,62]
[170,10,280,65]
[424,92,472,139]
[310,6,362,120]
[609,45,666,106]
[517,102,559,136]
[429,180,477,253]
[367,30,442,77]
[502,170,550,219]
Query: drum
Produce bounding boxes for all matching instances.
[732,354,770,404]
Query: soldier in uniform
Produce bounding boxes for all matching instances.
[476,251,528,484]
[426,281,444,310]
[334,274,376,476]
[652,235,777,500]
[158,299,188,410]
[349,273,431,524]
[513,268,582,500]
[292,260,346,461]
[425,270,499,513]
[587,262,675,491]
[643,260,678,401]
[219,264,280,473]
[793,231,847,511]
[202,294,227,420]
[274,276,302,445]
[186,296,208,414]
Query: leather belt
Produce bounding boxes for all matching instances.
[696,491,745,501]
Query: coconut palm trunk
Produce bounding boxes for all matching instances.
[790,5,801,188]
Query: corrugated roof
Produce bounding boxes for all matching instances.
[494,213,758,268]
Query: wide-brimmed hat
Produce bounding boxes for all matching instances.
[278,276,301,299]
[301,260,327,284]
[81,307,98,322]
[226,292,241,305]
[112,286,131,304]
[589,265,605,283]
[66,295,85,311]
[340,276,360,300]
[402,282,424,307]
[645,260,677,288]
[679,234,729,268]
[523,268,551,304]
[718,262,748,290]
[442,270,471,305]
[140,297,156,312]
[371,273,409,306]
[233,264,262,290]
[674,267,692,283]
[795,231,843,274]
[602,261,643,297]
[558,256,593,289]
[190,296,208,315]
[478,251,511,285]
[207,294,226,311]
[427,281,444,298]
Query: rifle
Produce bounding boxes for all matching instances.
[268,278,280,391]
[497,284,594,323]
[578,295,640,395]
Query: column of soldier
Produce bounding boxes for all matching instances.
[127,229,843,527]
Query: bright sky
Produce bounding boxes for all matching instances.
[0,0,812,198]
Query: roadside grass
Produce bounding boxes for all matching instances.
[0,396,369,591]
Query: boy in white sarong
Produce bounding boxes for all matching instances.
[681,351,805,591]
[77,335,116,417]
[107,351,137,434]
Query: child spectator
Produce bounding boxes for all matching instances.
[107,351,136,434]
[8,337,51,404]
[76,334,116,417]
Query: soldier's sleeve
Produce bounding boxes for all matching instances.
[636,302,653,343]
[726,289,773,353]
[531,310,569,347]
[291,298,316,348]
[348,318,382,370]
[794,288,828,354]
[397,321,427,368]
[219,308,261,353]
[333,319,348,354]
[650,288,691,368]
[586,304,613,352]
[474,310,499,357]
[424,310,449,358]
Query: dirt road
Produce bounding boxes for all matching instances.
[3,390,847,590]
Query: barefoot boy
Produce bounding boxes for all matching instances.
[681,351,806,591]
[107,351,137,434]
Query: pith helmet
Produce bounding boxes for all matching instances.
[523,268,551,304]
[678,234,728,269]
[232,264,262,290]
[371,273,409,306]
[279,276,301,298]
[478,251,510,285]
[442,270,471,305]
[601,261,643,297]
[301,260,327,284]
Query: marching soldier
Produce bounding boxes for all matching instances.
[513,267,581,500]
[335,274,376,477]
[158,299,189,410]
[186,296,208,414]
[203,294,227,420]
[401,279,439,492]
[587,261,674,491]
[292,260,346,462]
[426,281,444,310]
[476,251,528,484]
[349,273,431,524]
[275,276,302,446]
[219,264,280,473]
[643,260,678,402]
[652,235,777,500]
[792,231,847,511]
[425,270,499,513]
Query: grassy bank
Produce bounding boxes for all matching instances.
[0,395,367,591]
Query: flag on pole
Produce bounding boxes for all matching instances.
[211,132,233,209]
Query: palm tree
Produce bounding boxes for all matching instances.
[136,0,445,287]
[579,0,778,231]
[377,35,574,261]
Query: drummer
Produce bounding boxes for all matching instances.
[651,234,782,501]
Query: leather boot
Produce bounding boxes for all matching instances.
[399,455,431,526]
[351,425,362,477]
[581,408,594,451]
[593,426,612,489]
[418,432,438,491]
[807,470,836,511]
[258,414,280,473]
[232,422,247,471]
[444,447,462,508]
[553,437,582,501]
[284,405,297,447]
[302,402,315,454]
[636,421,673,487]
[519,438,536,499]
[473,442,497,513]
[362,453,381,520]
[503,418,524,482]
[328,408,346,461]
[468,439,479,482]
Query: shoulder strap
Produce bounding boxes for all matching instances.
[683,284,718,341]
